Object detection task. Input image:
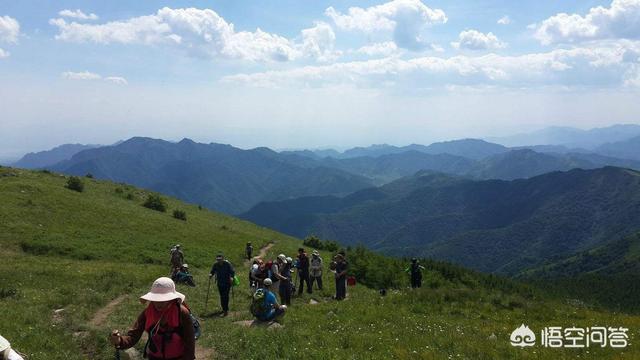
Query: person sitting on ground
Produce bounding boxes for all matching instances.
[109,277,195,360]
[0,335,25,360]
[245,242,253,260]
[405,258,426,288]
[250,278,286,322]
[310,250,323,291]
[173,264,196,287]
[274,254,292,306]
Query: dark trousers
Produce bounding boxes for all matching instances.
[218,284,231,312]
[279,280,291,305]
[411,275,422,288]
[310,275,323,290]
[335,277,346,300]
[298,271,312,294]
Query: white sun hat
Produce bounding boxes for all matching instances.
[140,277,185,303]
[0,335,10,351]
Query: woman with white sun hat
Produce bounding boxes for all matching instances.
[109,277,195,360]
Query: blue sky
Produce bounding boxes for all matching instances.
[1,0,640,159]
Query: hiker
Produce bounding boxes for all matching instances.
[334,253,348,300]
[173,264,196,287]
[251,259,268,289]
[274,254,292,306]
[406,258,426,288]
[310,250,323,290]
[245,242,253,260]
[209,253,235,317]
[0,335,24,360]
[250,278,286,322]
[170,244,184,270]
[296,247,312,295]
[109,277,195,359]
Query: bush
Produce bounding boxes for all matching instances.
[65,176,84,192]
[85,173,94,178]
[125,193,134,200]
[143,194,167,212]
[303,235,340,252]
[173,209,187,221]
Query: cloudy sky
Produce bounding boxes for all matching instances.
[1,0,640,158]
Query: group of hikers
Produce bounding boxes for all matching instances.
[109,242,426,359]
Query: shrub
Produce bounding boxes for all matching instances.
[125,193,134,200]
[65,176,84,192]
[173,209,187,221]
[114,187,123,194]
[143,194,167,212]
[85,173,94,178]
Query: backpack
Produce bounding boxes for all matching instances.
[249,289,269,317]
[265,261,279,282]
[142,303,200,358]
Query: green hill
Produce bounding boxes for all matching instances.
[1,166,639,359]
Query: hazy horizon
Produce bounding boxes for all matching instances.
[3,0,640,159]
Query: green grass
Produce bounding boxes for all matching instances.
[1,167,639,359]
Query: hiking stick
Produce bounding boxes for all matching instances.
[204,276,212,315]
[115,349,121,360]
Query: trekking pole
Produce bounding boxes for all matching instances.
[204,276,212,315]
[115,349,121,360]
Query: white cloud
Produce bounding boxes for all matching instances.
[0,48,8,58]
[222,40,640,89]
[59,9,98,21]
[497,16,511,25]
[325,0,447,50]
[0,15,20,43]
[62,71,128,85]
[50,7,337,63]
[356,41,399,56]
[451,30,506,50]
[300,22,341,62]
[104,76,129,85]
[534,0,640,45]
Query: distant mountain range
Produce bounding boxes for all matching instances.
[486,124,640,149]
[284,138,509,160]
[49,137,373,214]
[13,144,100,169]
[241,167,640,276]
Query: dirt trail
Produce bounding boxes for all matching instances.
[245,242,275,265]
[89,295,128,327]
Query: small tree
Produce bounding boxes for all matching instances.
[65,176,84,192]
[85,173,94,179]
[143,194,167,212]
[173,209,187,221]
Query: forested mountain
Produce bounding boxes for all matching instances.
[242,167,640,275]
[50,137,373,214]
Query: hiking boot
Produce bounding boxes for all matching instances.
[220,311,228,317]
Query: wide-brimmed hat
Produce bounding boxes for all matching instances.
[312,250,320,256]
[140,277,185,303]
[264,278,273,286]
[277,254,286,262]
[0,335,10,352]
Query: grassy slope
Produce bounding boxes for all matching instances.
[1,167,639,359]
